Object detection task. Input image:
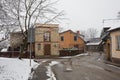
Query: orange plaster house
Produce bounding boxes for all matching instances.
[59,30,85,50]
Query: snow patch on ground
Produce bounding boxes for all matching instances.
[0,57,39,80]
[59,53,89,59]
[74,53,89,57]
[49,61,60,66]
[46,61,60,80]
[46,66,56,80]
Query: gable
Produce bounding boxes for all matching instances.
[60,30,85,43]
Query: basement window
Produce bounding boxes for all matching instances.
[38,44,41,50]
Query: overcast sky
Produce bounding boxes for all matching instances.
[56,0,120,34]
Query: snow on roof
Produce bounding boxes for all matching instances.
[104,19,120,31]
[86,40,102,46]
[108,27,120,31]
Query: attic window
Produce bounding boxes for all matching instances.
[61,36,64,41]
[74,36,77,41]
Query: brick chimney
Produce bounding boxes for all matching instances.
[76,31,80,34]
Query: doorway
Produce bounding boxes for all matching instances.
[44,44,51,55]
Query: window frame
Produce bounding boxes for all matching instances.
[44,31,51,42]
[38,44,41,50]
[74,35,77,41]
[61,36,64,41]
[116,35,120,50]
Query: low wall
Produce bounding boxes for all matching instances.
[0,51,35,58]
[59,50,84,56]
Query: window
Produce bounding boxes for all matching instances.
[74,36,77,41]
[61,36,64,41]
[38,44,41,50]
[44,32,51,41]
[116,36,120,50]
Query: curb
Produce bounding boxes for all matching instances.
[104,61,120,67]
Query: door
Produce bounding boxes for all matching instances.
[44,44,51,55]
[107,43,111,61]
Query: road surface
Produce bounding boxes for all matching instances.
[31,53,120,80]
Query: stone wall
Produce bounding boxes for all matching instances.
[10,32,24,48]
[35,24,59,56]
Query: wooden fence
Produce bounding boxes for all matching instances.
[59,50,84,56]
[0,51,35,58]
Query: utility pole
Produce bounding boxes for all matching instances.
[30,26,33,66]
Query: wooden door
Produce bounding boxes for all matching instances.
[44,44,51,55]
[107,43,111,61]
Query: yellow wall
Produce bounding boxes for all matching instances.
[35,24,59,56]
[110,30,120,58]
[104,39,111,60]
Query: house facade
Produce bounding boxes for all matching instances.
[86,38,102,52]
[101,27,111,60]
[59,30,85,51]
[101,27,120,63]
[109,28,120,63]
[35,24,59,57]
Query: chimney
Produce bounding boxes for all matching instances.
[76,31,80,34]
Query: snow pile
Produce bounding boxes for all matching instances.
[74,53,89,57]
[46,66,56,80]
[0,57,39,80]
[46,61,60,80]
[60,53,89,59]
[1,48,8,52]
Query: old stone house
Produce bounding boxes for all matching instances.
[35,24,60,57]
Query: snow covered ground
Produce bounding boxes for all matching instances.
[59,53,89,59]
[46,61,60,80]
[0,57,39,80]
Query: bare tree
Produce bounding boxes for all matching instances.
[1,0,64,35]
[80,28,98,41]
[0,1,11,42]
[1,0,64,51]
[87,28,98,39]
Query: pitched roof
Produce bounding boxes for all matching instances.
[86,38,102,46]
[108,27,120,32]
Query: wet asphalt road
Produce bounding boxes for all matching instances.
[31,53,120,80]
